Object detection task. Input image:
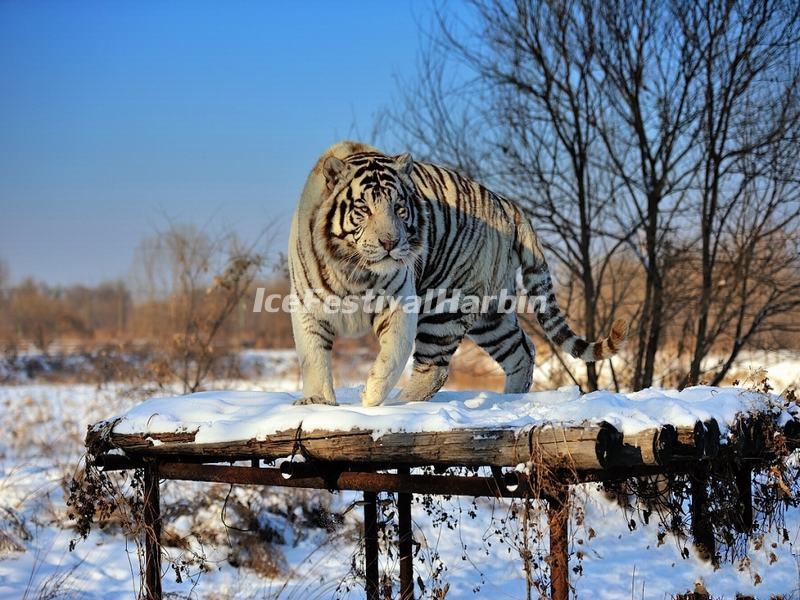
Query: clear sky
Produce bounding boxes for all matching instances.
[0,1,430,285]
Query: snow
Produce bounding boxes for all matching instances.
[107,385,793,443]
[1,352,799,599]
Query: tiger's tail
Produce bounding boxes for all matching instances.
[511,207,628,362]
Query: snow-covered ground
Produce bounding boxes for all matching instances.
[1,352,798,599]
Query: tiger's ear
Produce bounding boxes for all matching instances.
[395,152,414,177]
[322,156,347,191]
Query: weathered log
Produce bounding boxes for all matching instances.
[680,421,707,460]
[652,424,680,464]
[595,421,624,466]
[89,423,619,470]
[612,425,677,467]
[87,417,718,472]
[732,416,765,458]
[608,421,711,468]
[784,417,800,450]
[703,419,721,459]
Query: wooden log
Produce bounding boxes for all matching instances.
[650,424,679,465]
[88,424,610,468]
[638,419,720,463]
[83,406,793,600]
[783,417,800,450]
[605,419,714,468]
[611,425,677,467]
[594,421,624,466]
[732,416,765,458]
[702,419,721,459]
[86,420,697,471]
[678,421,707,460]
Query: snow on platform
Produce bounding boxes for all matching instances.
[101,385,794,445]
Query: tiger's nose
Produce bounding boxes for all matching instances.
[379,238,397,252]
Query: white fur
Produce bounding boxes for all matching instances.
[289,142,417,407]
[289,141,626,407]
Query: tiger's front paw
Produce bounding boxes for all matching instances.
[293,395,338,406]
[360,389,384,407]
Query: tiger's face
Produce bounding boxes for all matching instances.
[322,152,421,274]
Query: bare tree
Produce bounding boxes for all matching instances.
[133,224,266,393]
[679,0,800,385]
[11,280,62,353]
[386,1,635,390]
[385,0,800,391]
[589,0,706,389]
[682,141,800,385]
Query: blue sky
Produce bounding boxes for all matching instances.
[0,1,431,285]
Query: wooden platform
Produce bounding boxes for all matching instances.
[87,409,800,600]
[88,412,798,473]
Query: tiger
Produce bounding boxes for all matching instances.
[288,141,628,407]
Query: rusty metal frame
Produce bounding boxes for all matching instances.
[98,453,763,600]
[397,467,414,600]
[363,491,379,600]
[547,487,570,600]
[142,461,162,600]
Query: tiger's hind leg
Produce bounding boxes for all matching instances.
[468,313,534,393]
[397,312,474,403]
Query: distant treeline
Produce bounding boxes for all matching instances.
[0,276,293,354]
[0,225,298,391]
[1,249,797,381]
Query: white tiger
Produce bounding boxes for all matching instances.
[288,141,628,407]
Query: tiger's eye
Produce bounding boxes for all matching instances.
[352,201,371,221]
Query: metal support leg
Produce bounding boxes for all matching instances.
[547,487,569,600]
[364,491,379,600]
[398,467,414,600]
[691,466,716,563]
[143,461,162,600]
[733,464,753,533]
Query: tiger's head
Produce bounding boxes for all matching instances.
[320,152,423,275]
